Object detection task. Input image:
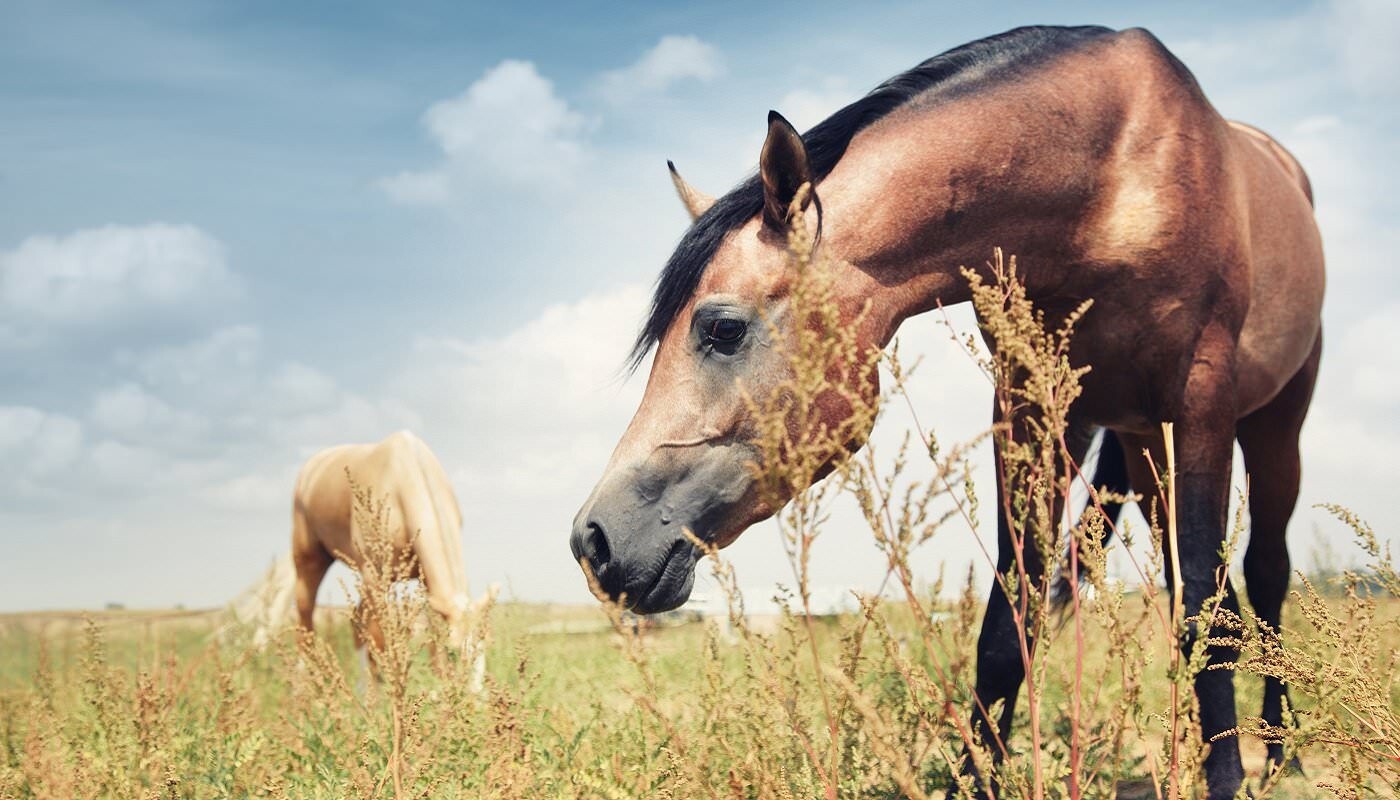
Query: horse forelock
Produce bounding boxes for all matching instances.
[627,24,1116,372]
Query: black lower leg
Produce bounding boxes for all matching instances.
[1243,543,1300,772]
[1185,578,1246,798]
[1174,475,1246,800]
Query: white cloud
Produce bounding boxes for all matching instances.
[90,381,209,446]
[380,38,724,207]
[265,393,418,455]
[1167,1,1397,121]
[263,363,341,415]
[1,314,415,508]
[89,439,166,485]
[597,35,724,103]
[410,283,648,418]
[0,224,237,336]
[380,59,587,204]
[392,283,648,483]
[127,325,262,405]
[2,281,651,606]
[0,406,83,479]
[0,220,415,515]
[1283,115,1396,275]
[122,324,413,453]
[92,383,169,434]
[423,60,584,160]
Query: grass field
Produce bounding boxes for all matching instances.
[0,576,1396,799]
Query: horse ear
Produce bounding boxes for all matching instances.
[667,160,715,220]
[760,110,813,230]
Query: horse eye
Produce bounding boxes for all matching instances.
[708,319,747,343]
[702,318,747,356]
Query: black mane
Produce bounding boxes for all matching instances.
[629,24,1114,368]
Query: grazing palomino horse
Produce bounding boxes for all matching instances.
[292,430,495,671]
[570,26,1323,798]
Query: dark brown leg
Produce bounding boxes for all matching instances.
[1237,333,1321,775]
[965,413,1096,792]
[1170,340,1246,800]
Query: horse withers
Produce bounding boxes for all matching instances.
[570,26,1323,798]
[287,430,497,680]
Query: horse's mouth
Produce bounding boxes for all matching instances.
[629,538,698,614]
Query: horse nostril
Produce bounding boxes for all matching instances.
[572,516,626,598]
[571,520,622,598]
[584,522,612,569]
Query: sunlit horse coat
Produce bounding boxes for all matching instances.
[288,430,494,661]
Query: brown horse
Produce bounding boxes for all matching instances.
[570,26,1323,798]
[291,430,496,669]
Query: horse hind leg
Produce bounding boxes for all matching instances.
[1237,333,1321,777]
[292,511,335,634]
[1051,428,1132,610]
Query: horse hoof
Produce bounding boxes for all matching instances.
[1205,766,1248,800]
[1111,778,1156,800]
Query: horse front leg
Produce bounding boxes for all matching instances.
[961,414,1094,794]
[1169,347,1247,800]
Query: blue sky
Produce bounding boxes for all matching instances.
[1,0,1396,610]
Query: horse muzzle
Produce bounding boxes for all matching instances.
[569,440,758,613]
[570,519,699,613]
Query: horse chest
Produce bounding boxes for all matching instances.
[1057,301,1205,432]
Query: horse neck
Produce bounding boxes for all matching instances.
[399,455,470,623]
[822,80,1117,346]
[418,526,469,618]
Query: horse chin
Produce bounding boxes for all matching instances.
[628,542,699,614]
[630,570,696,614]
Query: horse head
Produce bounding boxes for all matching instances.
[570,112,886,612]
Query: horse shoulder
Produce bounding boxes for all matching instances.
[1073,33,1233,271]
